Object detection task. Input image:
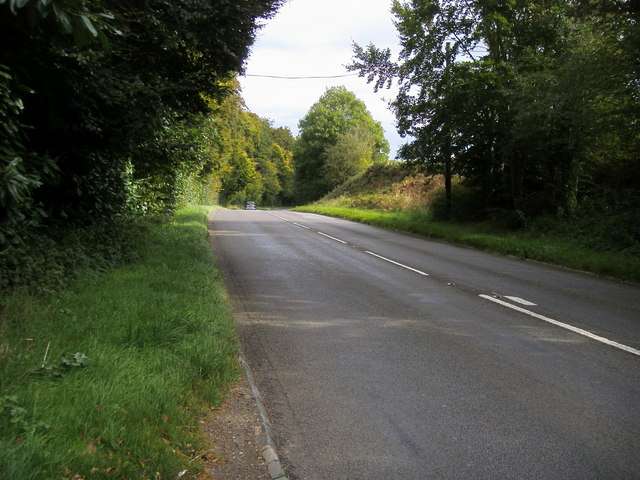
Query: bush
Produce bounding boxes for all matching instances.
[0,215,148,296]
[529,205,640,255]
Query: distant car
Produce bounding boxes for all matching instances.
[244,201,256,210]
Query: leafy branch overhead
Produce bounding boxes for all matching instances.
[0,0,116,46]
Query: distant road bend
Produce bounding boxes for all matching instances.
[210,208,640,480]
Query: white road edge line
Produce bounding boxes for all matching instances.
[318,232,347,244]
[365,251,430,277]
[479,294,640,357]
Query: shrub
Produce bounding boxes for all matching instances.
[0,215,148,296]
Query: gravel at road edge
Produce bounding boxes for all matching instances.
[198,359,288,480]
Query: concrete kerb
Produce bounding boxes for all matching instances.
[238,350,289,480]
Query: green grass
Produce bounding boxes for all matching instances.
[0,206,239,479]
[295,205,640,283]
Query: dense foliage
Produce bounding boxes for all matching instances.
[294,86,390,203]
[0,0,283,248]
[349,0,640,226]
[208,91,295,206]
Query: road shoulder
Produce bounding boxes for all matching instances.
[199,369,271,480]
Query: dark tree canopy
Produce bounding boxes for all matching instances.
[350,0,640,221]
[0,0,283,245]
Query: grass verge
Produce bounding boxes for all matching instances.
[0,206,239,479]
[295,205,640,283]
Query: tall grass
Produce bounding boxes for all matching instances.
[0,206,238,479]
[296,204,640,282]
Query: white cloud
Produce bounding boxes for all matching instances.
[240,0,404,157]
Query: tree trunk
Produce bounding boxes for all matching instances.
[444,41,452,219]
[445,153,452,218]
[510,156,524,211]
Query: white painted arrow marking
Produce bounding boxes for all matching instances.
[480,294,640,356]
[504,296,537,306]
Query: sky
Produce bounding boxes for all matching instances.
[238,0,404,158]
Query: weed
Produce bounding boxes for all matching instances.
[0,395,49,436]
[37,350,90,378]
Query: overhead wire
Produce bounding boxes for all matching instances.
[243,73,359,79]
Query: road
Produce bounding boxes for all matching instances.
[209,209,640,480]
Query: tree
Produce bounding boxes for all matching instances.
[205,88,295,206]
[350,0,483,216]
[324,124,379,189]
[350,0,640,219]
[294,86,389,203]
[0,0,283,244]
[270,142,295,204]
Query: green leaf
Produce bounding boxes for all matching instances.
[61,352,90,368]
[53,4,73,33]
[35,0,50,17]
[10,0,30,13]
[80,14,98,37]
[96,30,110,48]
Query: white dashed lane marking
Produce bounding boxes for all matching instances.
[318,232,347,244]
[364,251,430,277]
[267,211,639,357]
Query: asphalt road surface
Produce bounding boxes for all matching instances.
[210,209,640,480]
